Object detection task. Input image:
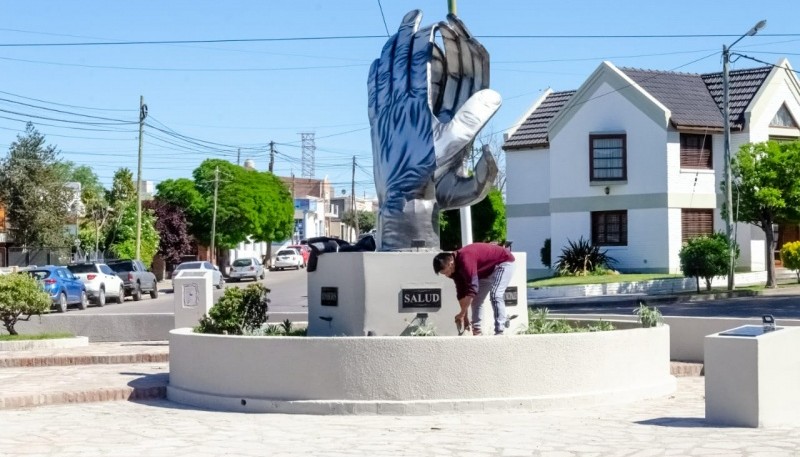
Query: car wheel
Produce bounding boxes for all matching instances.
[216,276,224,289]
[78,290,88,310]
[150,286,159,299]
[96,288,106,307]
[115,286,124,303]
[57,293,67,313]
[260,272,265,280]
[133,284,142,301]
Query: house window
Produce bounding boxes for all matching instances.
[681,209,713,242]
[591,210,627,246]
[680,133,712,169]
[770,103,798,128]
[590,134,626,181]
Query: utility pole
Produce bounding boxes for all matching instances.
[210,166,220,265]
[135,96,147,260]
[269,141,275,173]
[352,156,359,238]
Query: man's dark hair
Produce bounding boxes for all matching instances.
[432,252,454,274]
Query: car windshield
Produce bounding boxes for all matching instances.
[232,259,252,267]
[67,264,97,274]
[27,270,51,280]
[277,250,297,256]
[176,262,203,270]
[108,262,133,273]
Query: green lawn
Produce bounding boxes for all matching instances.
[0,332,74,341]
[528,274,683,288]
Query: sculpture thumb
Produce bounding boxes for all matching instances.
[435,145,498,210]
[434,89,501,163]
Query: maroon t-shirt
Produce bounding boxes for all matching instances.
[452,243,515,299]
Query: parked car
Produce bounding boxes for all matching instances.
[228,257,265,282]
[67,262,125,306]
[286,244,311,266]
[272,248,304,270]
[23,266,88,313]
[171,261,224,289]
[106,259,158,301]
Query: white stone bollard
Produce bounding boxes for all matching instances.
[173,270,214,330]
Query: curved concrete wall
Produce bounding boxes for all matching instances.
[168,325,675,414]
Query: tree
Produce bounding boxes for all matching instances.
[156,160,294,265]
[145,200,193,267]
[727,140,800,288]
[341,210,376,234]
[0,273,51,335]
[679,234,730,292]
[107,167,136,212]
[439,188,506,251]
[780,241,800,283]
[0,123,71,248]
[106,204,160,267]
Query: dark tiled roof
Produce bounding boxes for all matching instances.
[621,68,725,129]
[503,90,576,150]
[701,66,772,130]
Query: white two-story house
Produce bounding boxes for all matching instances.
[503,59,800,278]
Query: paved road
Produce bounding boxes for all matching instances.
[78,267,309,315]
[541,291,800,318]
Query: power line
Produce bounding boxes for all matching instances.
[376,0,390,37]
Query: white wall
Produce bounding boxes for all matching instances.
[549,81,672,271]
[508,215,550,276]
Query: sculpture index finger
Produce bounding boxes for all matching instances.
[391,10,423,96]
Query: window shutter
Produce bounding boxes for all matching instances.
[681,209,713,242]
[680,134,712,169]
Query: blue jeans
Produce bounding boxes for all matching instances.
[470,261,515,335]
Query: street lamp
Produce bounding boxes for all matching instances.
[723,19,766,291]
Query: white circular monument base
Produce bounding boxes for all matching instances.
[168,325,675,415]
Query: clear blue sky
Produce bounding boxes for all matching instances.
[0,0,797,199]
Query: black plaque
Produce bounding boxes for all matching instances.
[504,286,518,306]
[321,287,338,306]
[401,288,442,309]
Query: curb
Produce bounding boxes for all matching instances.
[0,378,168,410]
[0,336,89,352]
[0,352,169,368]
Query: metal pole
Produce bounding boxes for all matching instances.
[352,156,359,239]
[135,95,145,261]
[723,45,735,290]
[210,166,219,265]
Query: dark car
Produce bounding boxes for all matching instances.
[106,259,159,301]
[24,266,88,313]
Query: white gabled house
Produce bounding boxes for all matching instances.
[503,59,800,278]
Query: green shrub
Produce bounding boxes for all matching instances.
[780,241,800,283]
[0,273,51,335]
[195,284,269,335]
[554,237,616,276]
[678,233,732,292]
[540,238,551,269]
[526,307,614,334]
[633,302,663,328]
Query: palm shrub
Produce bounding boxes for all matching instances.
[678,233,732,292]
[780,241,800,283]
[540,238,551,269]
[554,237,616,276]
[196,284,269,335]
[0,273,51,335]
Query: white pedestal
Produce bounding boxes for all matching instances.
[307,251,528,337]
[705,325,800,427]
[173,270,214,329]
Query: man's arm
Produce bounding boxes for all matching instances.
[455,296,472,331]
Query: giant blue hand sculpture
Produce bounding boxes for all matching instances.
[368,10,501,251]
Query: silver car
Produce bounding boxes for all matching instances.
[171,261,224,289]
[228,257,265,282]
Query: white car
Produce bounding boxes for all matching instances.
[67,263,125,306]
[272,248,304,270]
[172,261,225,289]
[228,257,265,282]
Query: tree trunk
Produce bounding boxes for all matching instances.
[705,277,712,291]
[3,320,18,335]
[764,220,778,288]
[695,277,700,293]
